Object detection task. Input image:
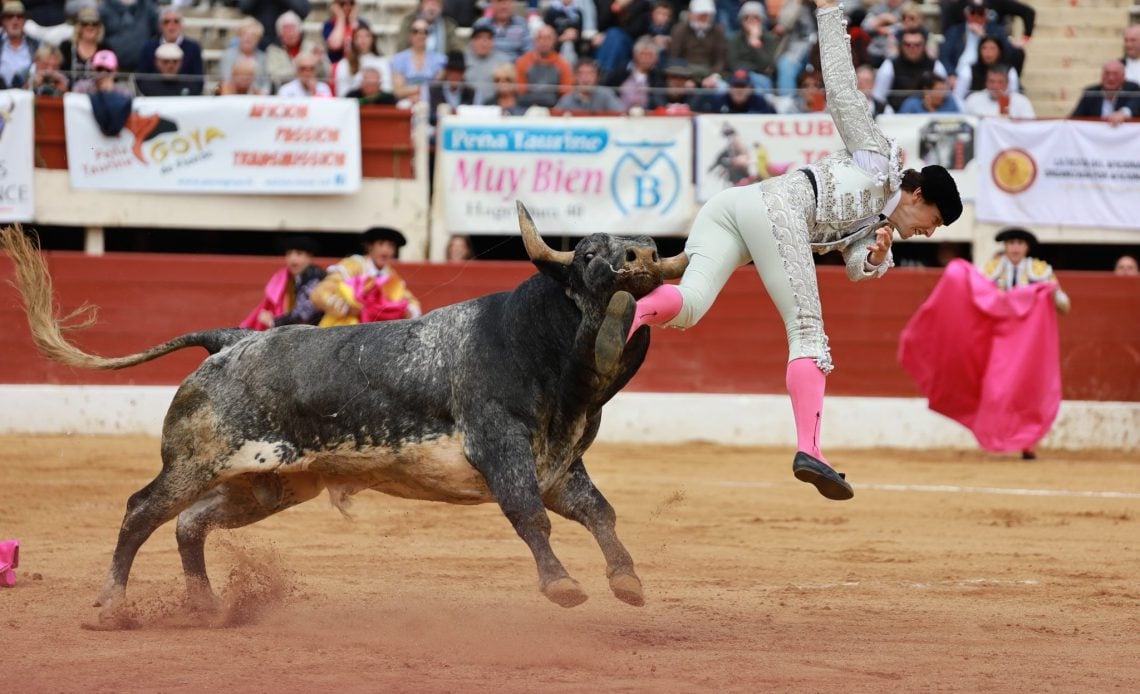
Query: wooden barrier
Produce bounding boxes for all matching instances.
[31,97,415,179]
[2,253,1137,401]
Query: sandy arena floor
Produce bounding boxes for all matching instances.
[1,435,1138,692]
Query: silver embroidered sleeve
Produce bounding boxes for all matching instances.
[839,224,892,281]
[817,6,891,156]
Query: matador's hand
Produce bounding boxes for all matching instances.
[866,224,893,266]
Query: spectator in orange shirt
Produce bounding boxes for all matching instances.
[516,23,573,108]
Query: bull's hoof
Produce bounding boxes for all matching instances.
[542,577,589,608]
[608,571,645,607]
[596,291,636,374]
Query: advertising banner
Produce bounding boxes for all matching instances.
[0,90,34,222]
[877,114,978,201]
[64,94,361,194]
[977,118,1140,230]
[437,116,693,235]
[694,114,844,202]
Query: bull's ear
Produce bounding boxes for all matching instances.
[517,201,574,282]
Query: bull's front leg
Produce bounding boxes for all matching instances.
[468,429,587,608]
[544,458,644,607]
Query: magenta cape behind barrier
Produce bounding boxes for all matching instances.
[898,259,1061,452]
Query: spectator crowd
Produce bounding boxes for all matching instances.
[2,0,1138,119]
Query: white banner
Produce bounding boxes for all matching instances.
[0,90,34,222]
[437,116,693,235]
[695,114,844,202]
[877,114,978,201]
[64,94,360,194]
[977,119,1140,230]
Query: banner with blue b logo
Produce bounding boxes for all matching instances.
[438,116,693,235]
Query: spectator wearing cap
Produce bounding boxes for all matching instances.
[99,0,159,73]
[727,2,776,93]
[653,58,698,112]
[606,34,666,111]
[58,7,108,80]
[83,49,134,136]
[241,235,327,331]
[668,0,727,90]
[939,0,1011,82]
[0,1,38,89]
[516,23,574,108]
[21,0,70,47]
[277,51,332,97]
[137,7,203,94]
[220,17,271,95]
[1070,60,1140,126]
[555,58,624,112]
[1123,25,1140,85]
[136,42,199,96]
[703,66,776,113]
[267,10,329,89]
[464,23,511,106]
[472,0,533,61]
[398,0,461,55]
[238,0,311,51]
[311,227,422,326]
[964,63,1033,117]
[429,50,477,120]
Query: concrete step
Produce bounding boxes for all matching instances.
[1027,50,1124,70]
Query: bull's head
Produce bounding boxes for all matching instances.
[516,202,687,302]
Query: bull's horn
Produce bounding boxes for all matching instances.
[659,251,689,280]
[517,201,573,266]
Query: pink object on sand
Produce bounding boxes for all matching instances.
[0,539,18,587]
[898,259,1061,452]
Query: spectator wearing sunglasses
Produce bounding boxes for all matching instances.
[138,7,203,94]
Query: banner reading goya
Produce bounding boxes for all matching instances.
[977,118,1140,230]
[0,90,34,222]
[695,114,844,202]
[64,94,361,194]
[877,113,978,201]
[438,116,693,235]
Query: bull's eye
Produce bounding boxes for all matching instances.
[584,252,596,261]
[625,250,637,263]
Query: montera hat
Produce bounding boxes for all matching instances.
[276,234,321,255]
[361,226,407,247]
[994,227,1038,246]
[919,165,962,226]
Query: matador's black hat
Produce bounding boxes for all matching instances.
[920,165,962,226]
[994,227,1038,246]
[361,227,407,248]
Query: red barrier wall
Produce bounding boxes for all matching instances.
[1,253,1137,401]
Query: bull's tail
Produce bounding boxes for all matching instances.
[2,225,249,371]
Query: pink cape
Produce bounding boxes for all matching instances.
[240,268,290,330]
[898,259,1061,452]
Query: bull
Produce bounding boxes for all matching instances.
[0,204,686,616]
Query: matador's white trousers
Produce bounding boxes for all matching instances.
[665,173,833,372]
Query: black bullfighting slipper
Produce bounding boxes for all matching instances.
[595,291,636,374]
[792,451,854,501]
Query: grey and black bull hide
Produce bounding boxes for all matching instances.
[0,205,687,617]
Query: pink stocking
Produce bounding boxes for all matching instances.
[786,357,829,465]
[627,284,683,339]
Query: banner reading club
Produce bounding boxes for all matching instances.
[0,89,34,222]
[64,94,361,194]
